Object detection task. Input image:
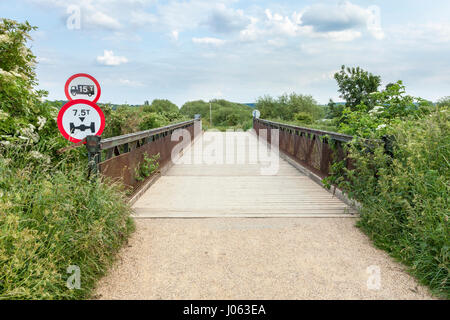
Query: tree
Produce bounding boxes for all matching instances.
[143,99,179,113]
[334,65,381,111]
[326,99,345,119]
[255,93,322,121]
[0,19,59,151]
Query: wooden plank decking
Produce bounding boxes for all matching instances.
[132,132,357,218]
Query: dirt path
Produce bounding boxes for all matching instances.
[94,218,433,300]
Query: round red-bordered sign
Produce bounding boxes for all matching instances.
[64,73,101,103]
[57,99,105,143]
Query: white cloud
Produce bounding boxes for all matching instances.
[119,79,144,87]
[171,30,179,41]
[393,22,450,43]
[90,11,122,30]
[96,50,128,66]
[192,37,226,46]
[318,30,362,42]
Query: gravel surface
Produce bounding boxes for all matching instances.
[94,218,434,300]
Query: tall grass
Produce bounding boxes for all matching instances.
[334,108,449,298]
[0,147,134,299]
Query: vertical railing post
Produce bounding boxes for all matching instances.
[86,135,101,178]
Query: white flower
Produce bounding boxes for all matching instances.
[369,106,384,115]
[0,141,11,146]
[29,151,51,164]
[37,116,47,130]
[0,110,9,121]
[0,34,10,42]
[17,126,39,142]
[0,68,12,78]
[376,124,387,130]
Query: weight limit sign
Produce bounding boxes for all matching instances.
[57,99,105,143]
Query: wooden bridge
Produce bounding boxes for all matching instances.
[132,130,356,218]
[87,117,356,218]
[91,118,432,300]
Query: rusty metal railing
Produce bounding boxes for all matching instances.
[253,118,353,178]
[87,119,202,190]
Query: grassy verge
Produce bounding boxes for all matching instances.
[332,108,449,298]
[0,148,134,299]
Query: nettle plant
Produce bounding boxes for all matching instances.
[338,81,433,138]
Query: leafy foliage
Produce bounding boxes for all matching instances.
[255,93,324,122]
[334,65,381,111]
[338,81,433,138]
[180,99,253,130]
[0,20,134,299]
[329,108,449,297]
[101,100,187,138]
[135,153,160,182]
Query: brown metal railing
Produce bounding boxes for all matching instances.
[87,119,201,190]
[253,118,353,178]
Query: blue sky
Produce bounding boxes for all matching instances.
[2,0,450,106]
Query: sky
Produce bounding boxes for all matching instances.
[1,0,450,106]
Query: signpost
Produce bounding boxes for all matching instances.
[252,109,261,119]
[58,73,105,176]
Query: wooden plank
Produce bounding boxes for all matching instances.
[132,132,357,218]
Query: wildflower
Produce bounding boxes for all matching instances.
[0,68,12,78]
[37,116,47,130]
[369,106,384,115]
[376,124,387,130]
[0,34,9,42]
[17,125,39,142]
[0,110,9,120]
[29,150,51,164]
[0,141,10,146]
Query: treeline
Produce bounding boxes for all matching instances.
[82,98,255,137]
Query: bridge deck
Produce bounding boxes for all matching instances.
[132,132,356,218]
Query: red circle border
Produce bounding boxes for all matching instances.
[64,73,101,103]
[57,99,105,144]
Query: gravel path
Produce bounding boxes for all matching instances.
[94,218,433,300]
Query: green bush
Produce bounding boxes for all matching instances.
[255,93,324,122]
[0,19,135,300]
[330,107,449,297]
[180,99,252,130]
[0,148,134,299]
[294,112,313,124]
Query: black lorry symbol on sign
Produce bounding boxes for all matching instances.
[70,85,95,97]
[70,122,96,133]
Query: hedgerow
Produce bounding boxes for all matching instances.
[0,19,134,300]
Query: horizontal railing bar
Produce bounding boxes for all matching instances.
[255,119,354,142]
[100,119,197,150]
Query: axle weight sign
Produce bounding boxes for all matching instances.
[57,99,105,143]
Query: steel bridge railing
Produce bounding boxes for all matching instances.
[253,118,353,178]
[87,119,202,190]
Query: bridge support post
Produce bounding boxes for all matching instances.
[86,135,101,178]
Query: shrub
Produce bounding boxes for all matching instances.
[0,148,134,299]
[255,93,323,122]
[294,112,313,124]
[0,19,134,300]
[330,107,449,297]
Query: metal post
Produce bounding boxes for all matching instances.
[86,135,101,178]
[209,101,212,126]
